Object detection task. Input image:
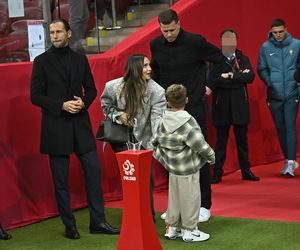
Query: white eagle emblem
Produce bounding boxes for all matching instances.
[122,160,135,176]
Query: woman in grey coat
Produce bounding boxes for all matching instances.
[100,54,166,221]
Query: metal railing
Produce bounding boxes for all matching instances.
[3,0,176,63]
[42,0,52,49]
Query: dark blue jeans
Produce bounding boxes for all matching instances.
[268,96,299,160]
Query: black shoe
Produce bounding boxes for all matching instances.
[90,222,120,234]
[211,176,222,184]
[242,171,260,181]
[0,225,12,240]
[65,225,80,239]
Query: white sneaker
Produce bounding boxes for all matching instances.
[285,161,298,177]
[182,228,210,242]
[280,160,288,175]
[198,207,211,222]
[165,226,182,240]
[160,212,167,220]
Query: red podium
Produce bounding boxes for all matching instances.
[115,150,162,250]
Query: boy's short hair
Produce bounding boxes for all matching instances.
[165,84,186,109]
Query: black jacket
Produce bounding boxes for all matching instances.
[150,29,225,123]
[211,49,255,126]
[30,46,97,155]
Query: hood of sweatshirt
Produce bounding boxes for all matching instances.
[268,31,293,47]
[162,109,192,133]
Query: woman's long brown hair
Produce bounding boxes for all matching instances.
[120,54,147,126]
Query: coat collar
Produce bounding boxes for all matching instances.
[268,31,293,47]
[45,46,78,84]
[162,28,185,45]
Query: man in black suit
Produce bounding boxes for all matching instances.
[150,9,225,223]
[30,19,119,239]
[0,224,11,240]
[211,29,259,183]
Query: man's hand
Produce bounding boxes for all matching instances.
[62,96,85,114]
[205,86,212,96]
[73,96,85,110]
[207,157,215,165]
[221,72,233,79]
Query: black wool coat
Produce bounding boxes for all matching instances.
[30,46,97,155]
[150,29,225,123]
[211,50,255,126]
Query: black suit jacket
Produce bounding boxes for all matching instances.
[30,46,97,155]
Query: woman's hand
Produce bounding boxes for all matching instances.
[119,112,129,125]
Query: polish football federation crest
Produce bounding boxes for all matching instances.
[122,160,136,181]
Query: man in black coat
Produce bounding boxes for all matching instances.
[211,29,259,183]
[30,19,119,239]
[150,9,225,223]
[0,224,11,240]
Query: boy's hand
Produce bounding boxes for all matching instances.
[207,157,215,165]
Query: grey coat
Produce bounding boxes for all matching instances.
[100,77,166,149]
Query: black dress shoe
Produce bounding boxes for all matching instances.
[90,222,120,234]
[0,225,12,240]
[242,171,260,181]
[211,176,222,184]
[65,225,80,239]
